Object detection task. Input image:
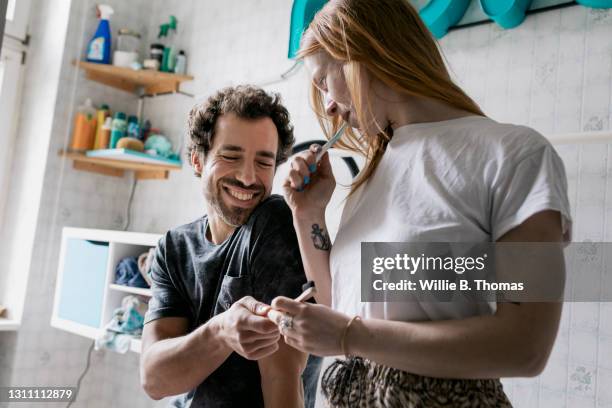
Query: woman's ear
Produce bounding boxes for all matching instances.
[191,150,203,176]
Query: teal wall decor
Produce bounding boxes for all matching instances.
[417,0,612,38]
[576,0,612,7]
[287,0,612,56]
[480,0,533,29]
[420,0,471,38]
[288,0,328,59]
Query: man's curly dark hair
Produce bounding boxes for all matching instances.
[186,85,295,177]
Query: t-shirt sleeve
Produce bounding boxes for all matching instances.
[249,223,307,306]
[490,143,572,242]
[144,234,192,324]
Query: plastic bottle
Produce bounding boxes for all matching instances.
[160,16,178,72]
[70,98,97,152]
[93,104,110,149]
[98,117,113,149]
[127,115,139,139]
[110,112,127,149]
[86,5,114,64]
[174,50,187,75]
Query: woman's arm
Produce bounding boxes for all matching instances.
[271,210,564,379]
[348,302,561,378]
[349,210,564,378]
[283,146,337,306]
[259,338,307,408]
[293,215,333,306]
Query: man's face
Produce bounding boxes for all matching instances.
[195,112,278,227]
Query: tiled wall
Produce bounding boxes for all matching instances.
[1,1,611,407]
[439,7,612,407]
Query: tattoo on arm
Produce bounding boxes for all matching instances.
[311,224,331,251]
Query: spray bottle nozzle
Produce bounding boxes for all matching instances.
[158,24,169,38]
[96,4,114,20]
[168,15,177,30]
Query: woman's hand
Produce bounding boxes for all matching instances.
[283,145,336,220]
[266,296,350,356]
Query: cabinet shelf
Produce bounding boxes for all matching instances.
[60,150,181,180]
[0,318,20,331]
[74,60,193,96]
[51,228,160,353]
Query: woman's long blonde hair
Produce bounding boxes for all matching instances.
[298,0,484,194]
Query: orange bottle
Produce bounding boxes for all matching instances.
[70,98,97,152]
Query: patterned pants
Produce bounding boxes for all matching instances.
[321,357,513,408]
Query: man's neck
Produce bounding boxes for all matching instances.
[206,214,236,245]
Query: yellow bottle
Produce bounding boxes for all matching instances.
[93,104,111,149]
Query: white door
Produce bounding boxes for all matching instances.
[4,0,32,41]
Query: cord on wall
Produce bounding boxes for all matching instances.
[66,341,94,408]
[123,176,138,231]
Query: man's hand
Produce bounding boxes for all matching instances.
[218,296,281,360]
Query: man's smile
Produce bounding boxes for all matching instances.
[221,183,262,207]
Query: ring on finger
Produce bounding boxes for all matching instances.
[279,314,294,331]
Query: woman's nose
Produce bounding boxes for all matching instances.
[324,94,339,117]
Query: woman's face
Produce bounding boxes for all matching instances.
[304,51,388,135]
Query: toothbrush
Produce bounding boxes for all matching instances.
[314,123,348,164]
[298,123,347,191]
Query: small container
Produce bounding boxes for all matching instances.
[143,58,160,70]
[174,50,187,75]
[110,112,127,149]
[93,104,110,149]
[114,29,141,67]
[113,50,138,67]
[149,43,164,65]
[98,117,113,149]
[117,28,141,53]
[127,115,139,139]
[70,98,97,152]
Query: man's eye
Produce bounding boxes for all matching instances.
[258,161,273,168]
[221,155,239,161]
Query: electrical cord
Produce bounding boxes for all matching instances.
[66,341,94,408]
[122,176,138,231]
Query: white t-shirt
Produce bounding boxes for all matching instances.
[329,115,572,322]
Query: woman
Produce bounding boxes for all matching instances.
[267,0,572,406]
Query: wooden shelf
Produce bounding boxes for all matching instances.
[74,60,193,96]
[60,150,181,180]
[109,284,152,297]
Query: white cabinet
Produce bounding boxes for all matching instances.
[51,227,161,353]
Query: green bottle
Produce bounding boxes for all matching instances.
[159,16,178,72]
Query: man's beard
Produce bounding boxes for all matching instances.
[206,177,265,227]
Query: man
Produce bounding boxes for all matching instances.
[140,85,319,407]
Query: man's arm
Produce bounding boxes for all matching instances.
[140,315,230,400]
[140,297,280,400]
[258,338,307,408]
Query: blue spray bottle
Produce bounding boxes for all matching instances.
[86,4,114,64]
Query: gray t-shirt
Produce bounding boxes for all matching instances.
[144,195,308,407]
